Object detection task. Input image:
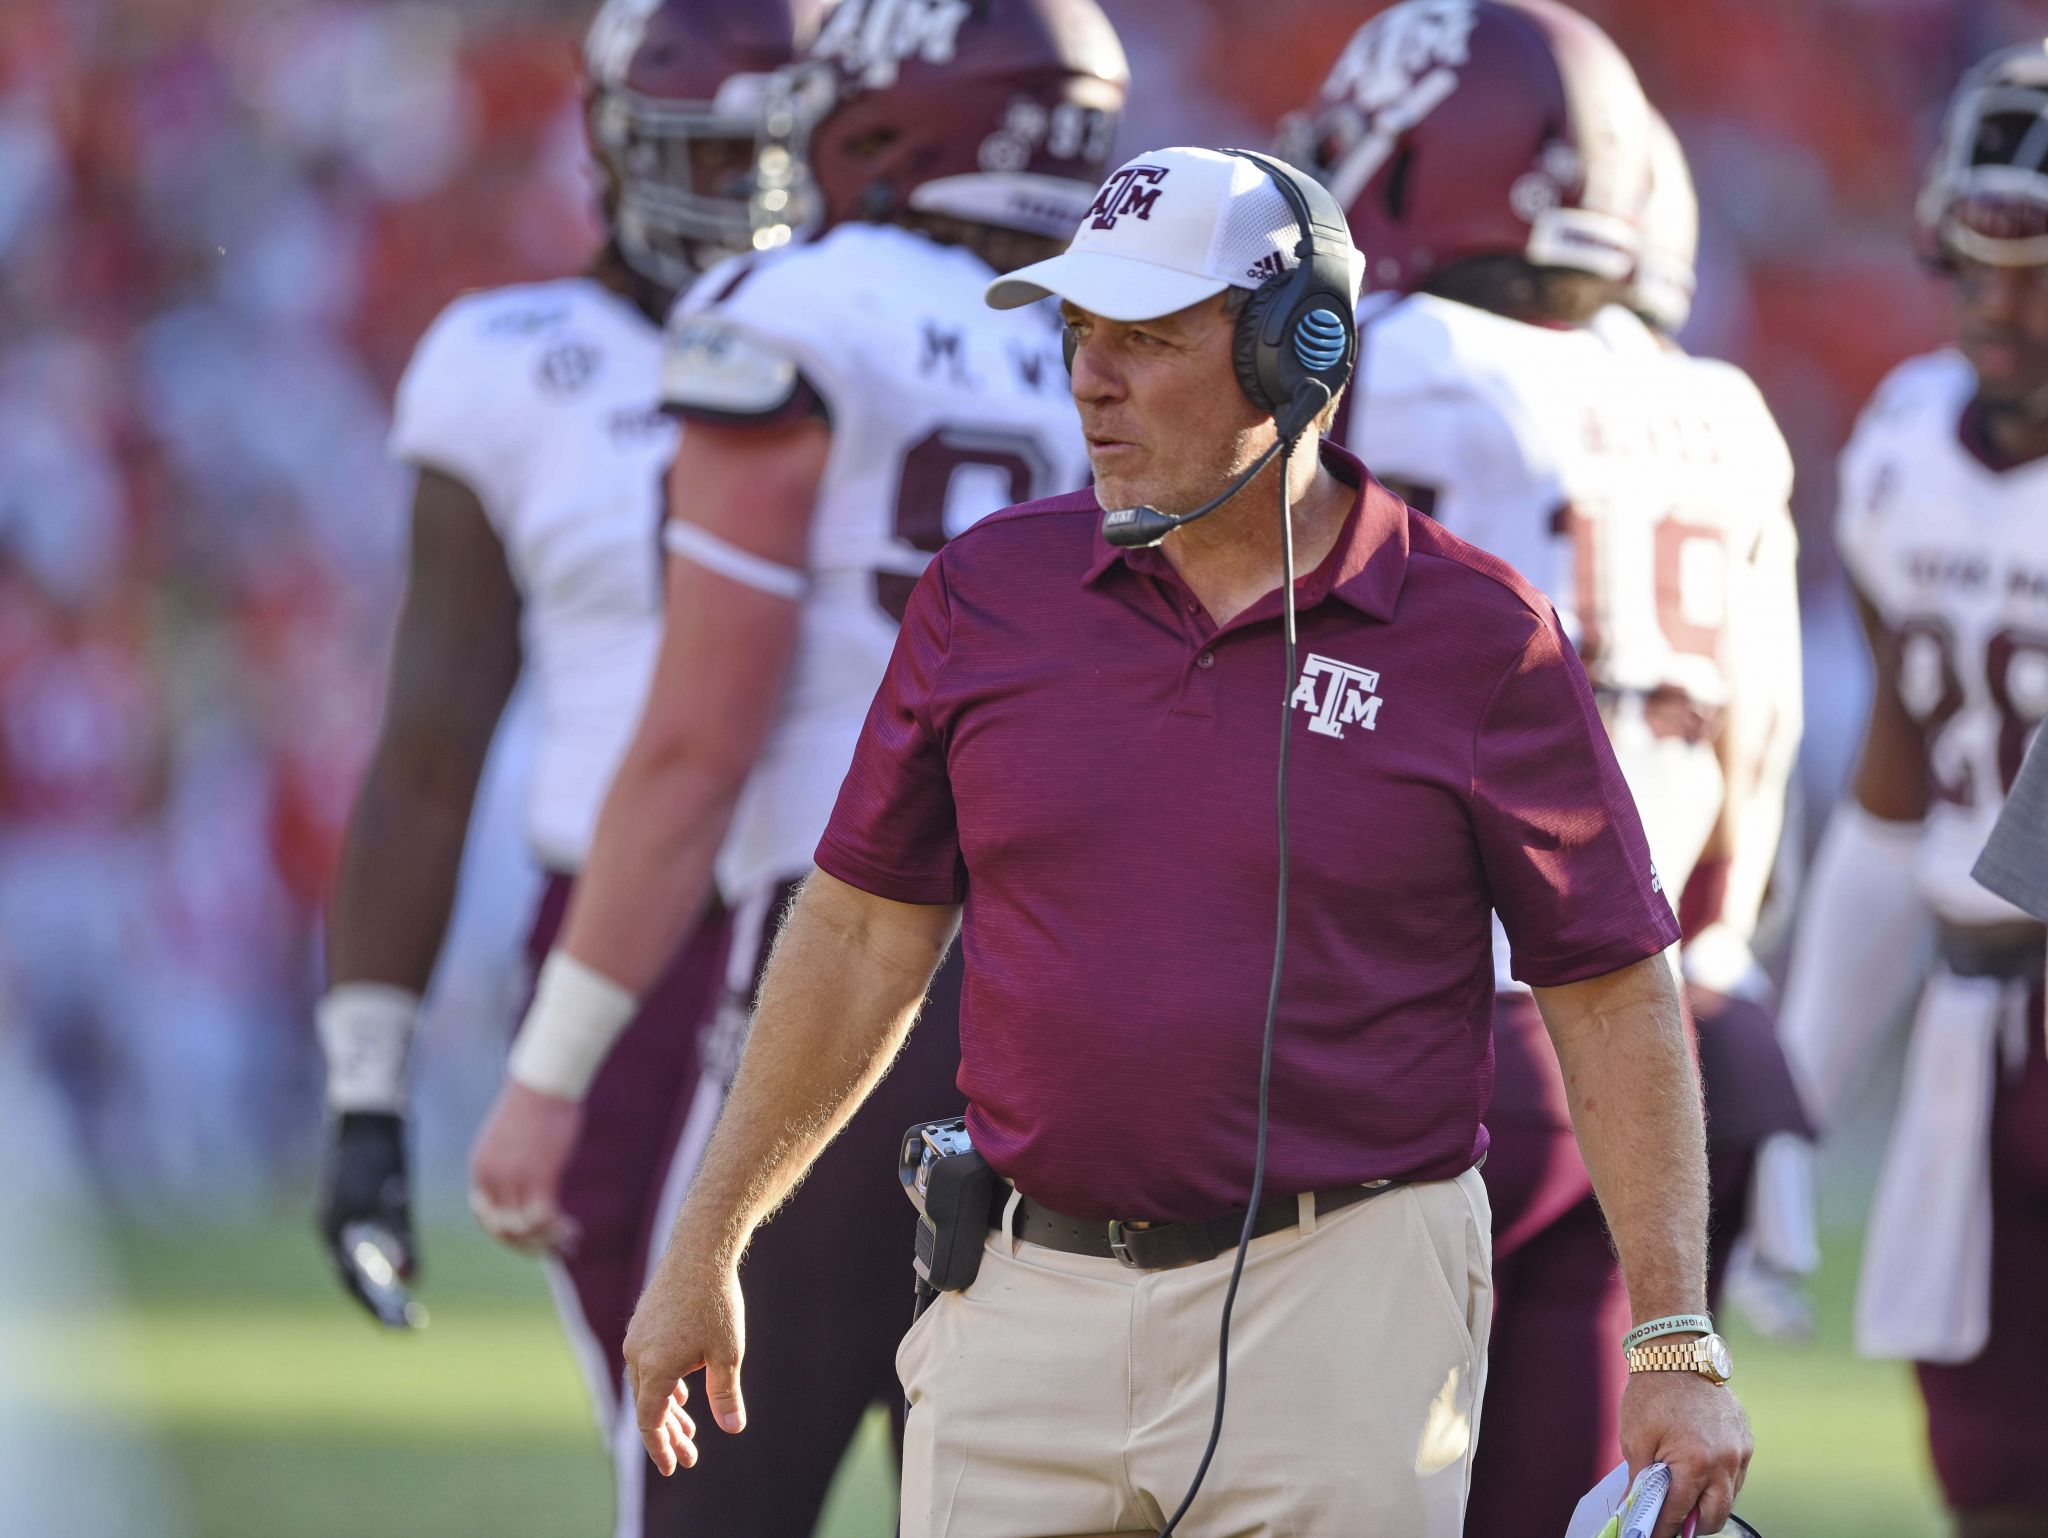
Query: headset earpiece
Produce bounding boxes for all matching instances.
[1223,149,1358,425]
[1229,277,1290,413]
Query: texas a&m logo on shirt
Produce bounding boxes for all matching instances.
[1088,165,1169,229]
[1292,653,1384,738]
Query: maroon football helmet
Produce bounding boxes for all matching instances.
[1918,40,2048,269]
[770,0,1130,242]
[583,0,836,291]
[1276,0,1652,295]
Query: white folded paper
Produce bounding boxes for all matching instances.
[1564,1461,1686,1538]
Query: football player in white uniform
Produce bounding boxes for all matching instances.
[463,1,1127,1531]
[1282,6,1793,1534]
[1770,42,2048,1537]
[1609,110,1817,1348]
[314,0,825,1516]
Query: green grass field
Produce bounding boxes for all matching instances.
[18,1215,1946,1537]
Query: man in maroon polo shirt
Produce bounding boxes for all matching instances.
[620,146,1752,1538]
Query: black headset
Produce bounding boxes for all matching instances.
[1222,147,1359,424]
[1090,149,1360,550]
[1065,149,1357,423]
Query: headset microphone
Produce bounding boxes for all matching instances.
[1100,439,1282,550]
[1098,380,1333,550]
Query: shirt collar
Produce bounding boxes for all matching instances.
[1081,438,1410,622]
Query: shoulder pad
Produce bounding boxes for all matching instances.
[1867,349,1970,422]
[661,315,802,418]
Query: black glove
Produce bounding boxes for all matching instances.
[317,1111,424,1328]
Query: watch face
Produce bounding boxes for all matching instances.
[1704,1334,1734,1380]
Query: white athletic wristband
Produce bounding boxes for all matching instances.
[506,952,640,1101]
[317,983,421,1113]
[1622,1313,1716,1353]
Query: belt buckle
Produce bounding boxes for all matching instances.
[1106,1219,1139,1269]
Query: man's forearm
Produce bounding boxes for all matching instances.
[329,468,520,992]
[555,746,737,997]
[321,754,487,1114]
[1535,954,1709,1321]
[667,874,958,1268]
[327,757,478,989]
[501,748,730,1101]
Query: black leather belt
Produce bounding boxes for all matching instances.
[1937,919,2047,983]
[995,1181,1397,1271]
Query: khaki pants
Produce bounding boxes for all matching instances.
[897,1168,1493,1538]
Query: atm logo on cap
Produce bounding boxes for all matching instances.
[1088,165,1170,229]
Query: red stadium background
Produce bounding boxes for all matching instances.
[0,1,2034,1534]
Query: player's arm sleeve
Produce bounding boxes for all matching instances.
[1771,434,1936,1129]
[1471,608,1683,986]
[1974,731,2048,920]
[1776,802,1932,1130]
[388,305,515,527]
[1687,505,1804,994]
[813,558,964,905]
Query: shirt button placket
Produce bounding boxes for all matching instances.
[1167,588,1217,721]
[1176,639,1218,718]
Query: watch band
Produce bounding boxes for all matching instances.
[1622,1313,1715,1353]
[1625,1333,1733,1384]
[1627,1340,1705,1372]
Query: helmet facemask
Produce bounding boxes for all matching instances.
[1922,57,2048,269]
[592,69,813,292]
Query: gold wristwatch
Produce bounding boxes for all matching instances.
[1625,1331,1734,1385]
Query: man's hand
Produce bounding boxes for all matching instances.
[468,1081,584,1253]
[623,1248,748,1476]
[1619,1371,1752,1537]
[607,872,954,1477]
[317,1111,419,1317]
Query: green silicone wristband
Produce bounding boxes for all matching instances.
[1623,1314,1714,1353]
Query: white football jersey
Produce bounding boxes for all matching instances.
[1346,294,1793,980]
[390,278,676,872]
[1621,321,1803,955]
[664,223,1089,900]
[1837,349,2048,926]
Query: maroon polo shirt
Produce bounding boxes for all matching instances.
[816,442,1678,1222]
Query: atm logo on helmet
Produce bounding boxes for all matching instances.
[1292,654,1385,738]
[813,0,971,89]
[1088,165,1170,229]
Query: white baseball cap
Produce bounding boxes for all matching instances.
[985,145,1365,322]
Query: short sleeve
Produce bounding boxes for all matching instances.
[663,243,856,428]
[388,301,516,527]
[813,557,963,904]
[1471,609,1681,986]
[1974,733,2048,921]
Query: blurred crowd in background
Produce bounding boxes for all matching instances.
[0,0,2038,1216]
